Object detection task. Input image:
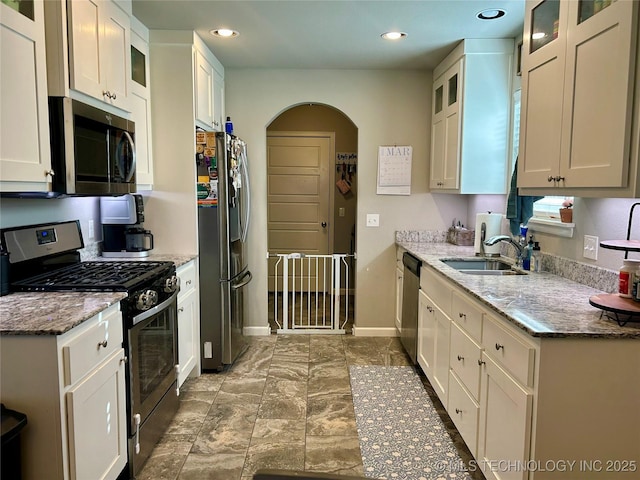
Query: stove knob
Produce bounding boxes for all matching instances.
[136,290,158,311]
[164,275,180,293]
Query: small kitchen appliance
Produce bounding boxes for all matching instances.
[0,220,180,479]
[101,194,154,257]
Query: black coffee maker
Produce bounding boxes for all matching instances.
[100,194,154,257]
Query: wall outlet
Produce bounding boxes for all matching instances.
[366,214,380,227]
[583,235,599,260]
[339,207,345,217]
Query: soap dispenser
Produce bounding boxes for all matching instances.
[225,116,234,134]
[522,235,534,271]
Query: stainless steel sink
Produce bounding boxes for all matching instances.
[440,258,527,275]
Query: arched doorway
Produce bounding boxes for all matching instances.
[266,103,357,333]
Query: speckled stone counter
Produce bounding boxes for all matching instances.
[397,241,640,339]
[0,254,197,336]
[0,291,126,335]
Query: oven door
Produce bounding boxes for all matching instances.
[128,290,179,429]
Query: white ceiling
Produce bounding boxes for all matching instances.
[132,0,525,71]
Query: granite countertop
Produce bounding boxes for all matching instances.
[0,254,198,336]
[0,292,127,335]
[398,241,640,339]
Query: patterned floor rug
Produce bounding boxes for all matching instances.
[349,365,475,480]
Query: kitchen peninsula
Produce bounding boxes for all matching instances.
[397,236,640,480]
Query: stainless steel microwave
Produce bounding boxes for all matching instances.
[49,97,136,195]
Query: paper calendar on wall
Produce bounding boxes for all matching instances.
[377,145,412,195]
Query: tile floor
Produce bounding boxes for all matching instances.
[137,334,481,480]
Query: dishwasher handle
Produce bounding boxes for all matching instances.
[402,252,422,277]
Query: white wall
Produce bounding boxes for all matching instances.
[225,68,468,333]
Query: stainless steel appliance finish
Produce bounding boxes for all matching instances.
[48,97,136,196]
[0,221,180,479]
[401,252,421,364]
[197,132,252,370]
[101,194,154,258]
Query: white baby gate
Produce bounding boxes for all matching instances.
[268,253,354,334]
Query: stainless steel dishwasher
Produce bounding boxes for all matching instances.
[400,252,421,364]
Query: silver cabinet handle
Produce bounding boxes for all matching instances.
[45,169,55,177]
[455,408,462,414]
[495,343,504,351]
[478,359,486,366]
[120,356,128,365]
[97,340,108,349]
[458,312,466,319]
[178,307,185,313]
[547,175,555,182]
[457,355,464,361]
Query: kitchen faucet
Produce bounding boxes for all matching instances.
[484,235,525,266]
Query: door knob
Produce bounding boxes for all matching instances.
[321,222,327,228]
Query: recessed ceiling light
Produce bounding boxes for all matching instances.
[210,28,239,38]
[381,31,407,40]
[477,9,506,20]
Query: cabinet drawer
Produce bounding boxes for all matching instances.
[420,267,452,316]
[448,370,479,457]
[451,290,483,341]
[450,322,482,400]
[177,260,197,298]
[62,305,123,386]
[482,313,535,387]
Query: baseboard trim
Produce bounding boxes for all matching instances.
[244,325,271,336]
[351,326,399,337]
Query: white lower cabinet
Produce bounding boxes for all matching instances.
[66,349,127,480]
[448,370,480,457]
[0,303,127,480]
[417,289,435,378]
[414,258,640,479]
[177,259,200,387]
[477,353,533,480]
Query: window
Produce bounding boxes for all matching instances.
[533,196,573,221]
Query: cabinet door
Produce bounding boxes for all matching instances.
[66,349,127,480]
[478,354,533,480]
[395,267,403,331]
[559,0,638,188]
[101,0,130,108]
[442,60,462,190]
[432,305,450,407]
[130,18,153,187]
[430,76,446,188]
[417,289,435,377]
[195,49,214,128]
[67,0,102,99]
[0,0,52,189]
[67,0,130,108]
[519,0,568,187]
[177,286,198,387]
[430,61,462,190]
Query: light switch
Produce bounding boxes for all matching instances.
[339,207,345,217]
[583,235,598,260]
[366,214,380,227]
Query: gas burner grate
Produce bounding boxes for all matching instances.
[12,261,174,292]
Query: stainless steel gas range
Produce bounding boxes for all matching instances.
[1,220,180,479]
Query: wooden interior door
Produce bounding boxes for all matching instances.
[267,132,332,291]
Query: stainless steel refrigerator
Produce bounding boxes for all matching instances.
[196,131,252,371]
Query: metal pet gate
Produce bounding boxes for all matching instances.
[268,253,355,334]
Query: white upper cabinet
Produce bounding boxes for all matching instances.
[130,16,153,188]
[0,0,53,191]
[430,39,514,194]
[195,36,224,131]
[519,0,640,196]
[45,0,132,112]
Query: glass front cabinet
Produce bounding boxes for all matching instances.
[518,0,639,193]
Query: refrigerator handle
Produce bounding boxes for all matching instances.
[231,269,252,290]
[240,146,251,242]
